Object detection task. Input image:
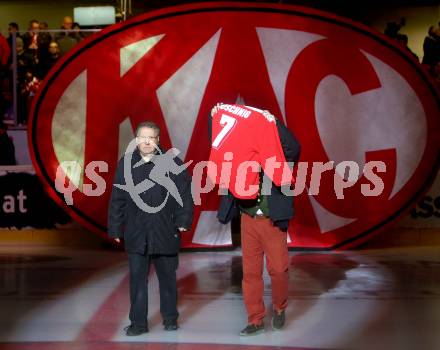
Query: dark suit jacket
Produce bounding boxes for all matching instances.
[108,148,194,254]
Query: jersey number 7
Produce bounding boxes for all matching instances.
[212,114,237,149]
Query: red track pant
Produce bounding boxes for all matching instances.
[241,213,289,325]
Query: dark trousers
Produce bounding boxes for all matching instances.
[128,252,179,327]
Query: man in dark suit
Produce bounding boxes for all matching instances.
[108,121,193,335]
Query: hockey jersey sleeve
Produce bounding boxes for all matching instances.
[256,114,289,187]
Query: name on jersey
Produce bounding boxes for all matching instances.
[219,104,251,118]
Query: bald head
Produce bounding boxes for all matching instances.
[63,16,73,30]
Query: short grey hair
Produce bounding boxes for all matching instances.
[136,121,160,136]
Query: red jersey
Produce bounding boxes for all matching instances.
[0,34,10,66]
[208,104,289,199]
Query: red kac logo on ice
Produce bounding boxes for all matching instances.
[29,3,440,249]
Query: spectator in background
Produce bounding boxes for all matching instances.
[22,70,41,115]
[434,62,440,86]
[22,19,51,64]
[0,30,10,122]
[22,20,41,57]
[16,37,35,125]
[62,15,74,31]
[384,18,406,39]
[0,73,12,122]
[3,24,18,122]
[56,16,81,55]
[39,22,49,31]
[38,41,60,78]
[39,21,52,43]
[16,37,35,82]
[395,33,419,61]
[73,22,86,40]
[384,18,419,62]
[36,21,52,74]
[23,70,41,96]
[422,25,440,69]
[6,23,20,55]
[0,121,16,165]
[0,31,10,69]
[39,21,52,44]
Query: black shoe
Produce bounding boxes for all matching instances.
[163,319,178,331]
[124,324,148,336]
[239,323,264,336]
[271,309,285,330]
